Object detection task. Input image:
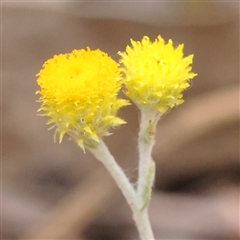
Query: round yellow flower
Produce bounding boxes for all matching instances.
[119,36,197,113]
[36,48,129,150]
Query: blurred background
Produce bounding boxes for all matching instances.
[2,1,239,239]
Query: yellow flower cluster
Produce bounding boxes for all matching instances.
[36,36,197,149]
[36,48,129,149]
[119,36,197,113]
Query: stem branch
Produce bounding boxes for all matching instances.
[86,139,155,239]
[88,139,138,208]
[137,108,161,207]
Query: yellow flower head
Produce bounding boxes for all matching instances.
[36,48,129,150]
[119,36,197,113]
